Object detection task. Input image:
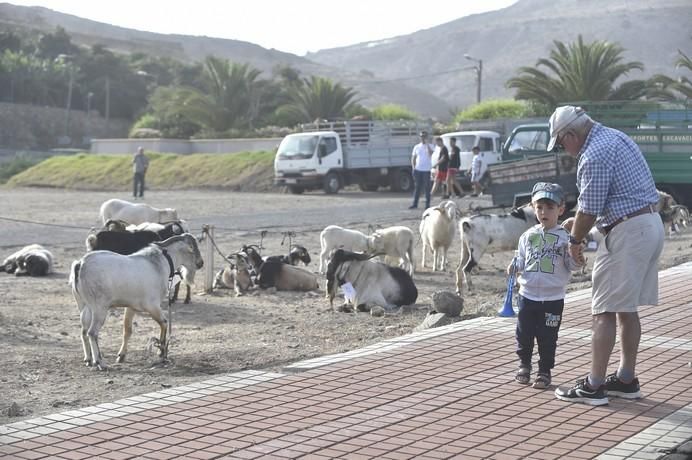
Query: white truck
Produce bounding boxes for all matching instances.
[273,120,431,194]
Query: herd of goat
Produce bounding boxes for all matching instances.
[1,192,689,369]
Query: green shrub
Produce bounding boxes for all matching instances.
[453,99,534,123]
[0,155,43,184]
[371,104,418,121]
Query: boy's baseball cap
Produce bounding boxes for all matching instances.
[547,105,586,151]
[532,182,564,204]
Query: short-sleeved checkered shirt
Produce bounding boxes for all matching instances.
[576,123,658,227]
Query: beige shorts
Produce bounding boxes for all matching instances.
[591,212,664,315]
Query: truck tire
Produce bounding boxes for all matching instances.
[288,185,304,195]
[323,172,340,194]
[391,169,413,193]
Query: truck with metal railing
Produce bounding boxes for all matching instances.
[485,102,692,209]
[273,120,431,194]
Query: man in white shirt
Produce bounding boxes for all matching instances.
[409,131,434,209]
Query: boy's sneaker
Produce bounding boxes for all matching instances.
[605,373,642,399]
[554,378,608,406]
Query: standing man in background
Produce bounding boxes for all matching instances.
[409,131,434,209]
[469,146,483,197]
[447,136,463,198]
[430,136,450,199]
[132,146,150,199]
[549,106,664,406]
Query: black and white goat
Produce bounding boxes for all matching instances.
[85,224,195,303]
[69,234,203,369]
[326,249,417,312]
[1,244,54,277]
[455,205,537,293]
[239,244,318,291]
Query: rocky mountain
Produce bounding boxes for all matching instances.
[0,2,452,118]
[1,0,690,119]
[308,0,692,109]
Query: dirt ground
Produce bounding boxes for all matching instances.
[1,187,691,425]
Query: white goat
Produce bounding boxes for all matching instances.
[455,205,536,293]
[99,199,178,226]
[318,225,380,274]
[371,226,415,276]
[69,234,203,370]
[419,200,461,271]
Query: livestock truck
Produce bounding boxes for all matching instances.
[273,120,432,194]
[485,102,692,209]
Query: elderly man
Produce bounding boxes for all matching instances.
[550,106,663,406]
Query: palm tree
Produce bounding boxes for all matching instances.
[647,50,692,102]
[506,35,648,106]
[278,76,358,122]
[173,56,265,134]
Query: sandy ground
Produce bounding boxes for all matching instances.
[1,187,691,425]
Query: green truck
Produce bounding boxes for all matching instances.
[485,102,692,208]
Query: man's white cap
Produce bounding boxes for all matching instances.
[547,105,586,151]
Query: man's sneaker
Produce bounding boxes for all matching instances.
[605,373,642,399]
[554,378,608,406]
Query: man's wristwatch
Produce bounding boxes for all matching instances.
[568,235,582,245]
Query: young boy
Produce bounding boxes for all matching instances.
[509,182,583,389]
[469,146,482,196]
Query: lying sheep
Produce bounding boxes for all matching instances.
[99,198,178,226]
[370,226,415,276]
[1,244,54,277]
[419,200,460,272]
[319,225,380,274]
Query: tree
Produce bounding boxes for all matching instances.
[36,26,79,60]
[371,104,417,120]
[647,49,692,102]
[506,35,648,106]
[278,76,358,122]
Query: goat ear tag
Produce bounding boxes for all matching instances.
[341,282,356,302]
[586,241,598,251]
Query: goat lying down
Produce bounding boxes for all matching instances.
[70,234,203,370]
[99,198,178,226]
[1,244,54,277]
[326,249,417,312]
[455,205,537,293]
[213,253,254,296]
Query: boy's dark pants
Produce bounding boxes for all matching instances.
[516,295,564,373]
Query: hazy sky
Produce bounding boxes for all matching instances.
[8,0,518,55]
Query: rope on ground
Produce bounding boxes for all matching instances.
[0,215,90,230]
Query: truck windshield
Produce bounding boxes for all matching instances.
[277,135,319,160]
[457,135,478,151]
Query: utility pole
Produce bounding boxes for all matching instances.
[464,54,483,104]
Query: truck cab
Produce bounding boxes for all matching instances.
[486,123,579,209]
[274,131,343,194]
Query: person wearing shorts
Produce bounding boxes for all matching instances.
[446,137,463,198]
[549,106,664,406]
[431,136,449,199]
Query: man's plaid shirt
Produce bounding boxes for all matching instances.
[576,123,659,227]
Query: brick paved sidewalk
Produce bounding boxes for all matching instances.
[2,263,691,460]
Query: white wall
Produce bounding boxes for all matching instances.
[90,138,282,155]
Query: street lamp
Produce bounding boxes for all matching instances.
[464,53,483,104]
